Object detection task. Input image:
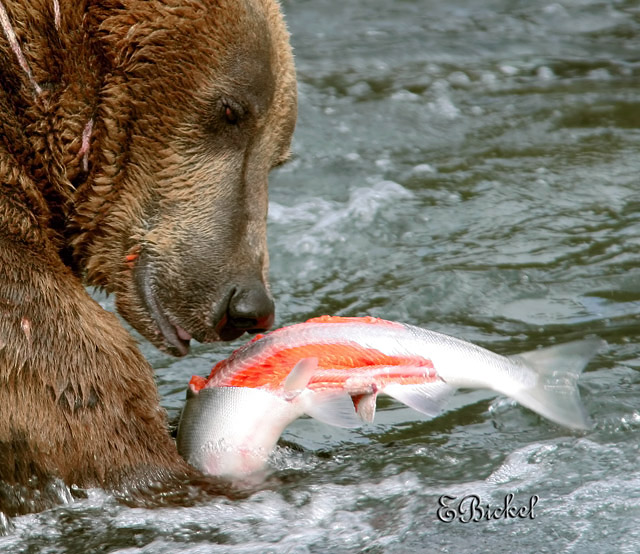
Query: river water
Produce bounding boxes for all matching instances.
[3,0,640,552]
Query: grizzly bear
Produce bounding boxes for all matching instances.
[0,0,297,517]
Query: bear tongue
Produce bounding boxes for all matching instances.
[176,325,193,342]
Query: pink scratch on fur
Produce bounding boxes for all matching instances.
[53,0,61,31]
[21,317,31,341]
[0,0,43,96]
[80,118,94,172]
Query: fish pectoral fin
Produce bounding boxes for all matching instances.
[384,381,455,417]
[303,392,362,429]
[351,393,377,423]
[283,357,319,395]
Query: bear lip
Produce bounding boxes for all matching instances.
[134,258,193,356]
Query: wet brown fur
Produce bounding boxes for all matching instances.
[0,0,296,517]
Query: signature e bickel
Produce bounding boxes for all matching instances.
[436,493,539,523]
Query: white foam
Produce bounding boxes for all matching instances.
[448,71,471,87]
[390,89,421,102]
[426,82,460,119]
[588,68,611,81]
[485,443,558,486]
[537,66,555,80]
[269,180,413,237]
[499,64,519,76]
[410,163,436,176]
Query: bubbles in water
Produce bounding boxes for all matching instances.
[346,81,373,98]
[390,89,421,102]
[448,71,471,87]
[426,79,460,119]
[485,443,558,486]
[588,68,611,81]
[267,446,317,473]
[409,163,436,177]
[0,513,13,537]
[536,66,555,80]
[499,64,519,76]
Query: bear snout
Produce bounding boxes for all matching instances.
[158,279,276,348]
[217,282,276,341]
[128,248,275,355]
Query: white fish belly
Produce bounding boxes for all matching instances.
[177,387,300,477]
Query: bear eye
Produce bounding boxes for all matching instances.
[223,104,239,125]
[221,99,246,126]
[203,97,250,140]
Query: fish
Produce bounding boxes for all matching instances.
[176,315,604,478]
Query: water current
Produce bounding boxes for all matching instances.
[2,0,640,552]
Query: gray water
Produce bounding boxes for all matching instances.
[3,0,640,552]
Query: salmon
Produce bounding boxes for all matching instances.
[177,316,603,477]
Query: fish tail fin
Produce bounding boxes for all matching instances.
[508,337,605,430]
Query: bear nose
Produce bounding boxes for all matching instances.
[227,282,275,332]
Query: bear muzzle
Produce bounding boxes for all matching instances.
[175,280,276,348]
[131,251,275,355]
[216,283,276,342]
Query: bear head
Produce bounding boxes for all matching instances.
[69,0,297,356]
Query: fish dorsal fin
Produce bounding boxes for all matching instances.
[303,392,362,428]
[352,393,377,423]
[384,381,455,417]
[283,357,319,395]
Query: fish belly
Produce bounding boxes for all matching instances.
[177,387,299,477]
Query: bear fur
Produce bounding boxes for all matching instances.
[0,0,296,517]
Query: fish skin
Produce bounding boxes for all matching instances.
[177,315,605,478]
[177,387,299,477]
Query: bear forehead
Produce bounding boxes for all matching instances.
[214,32,277,119]
[143,0,289,120]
